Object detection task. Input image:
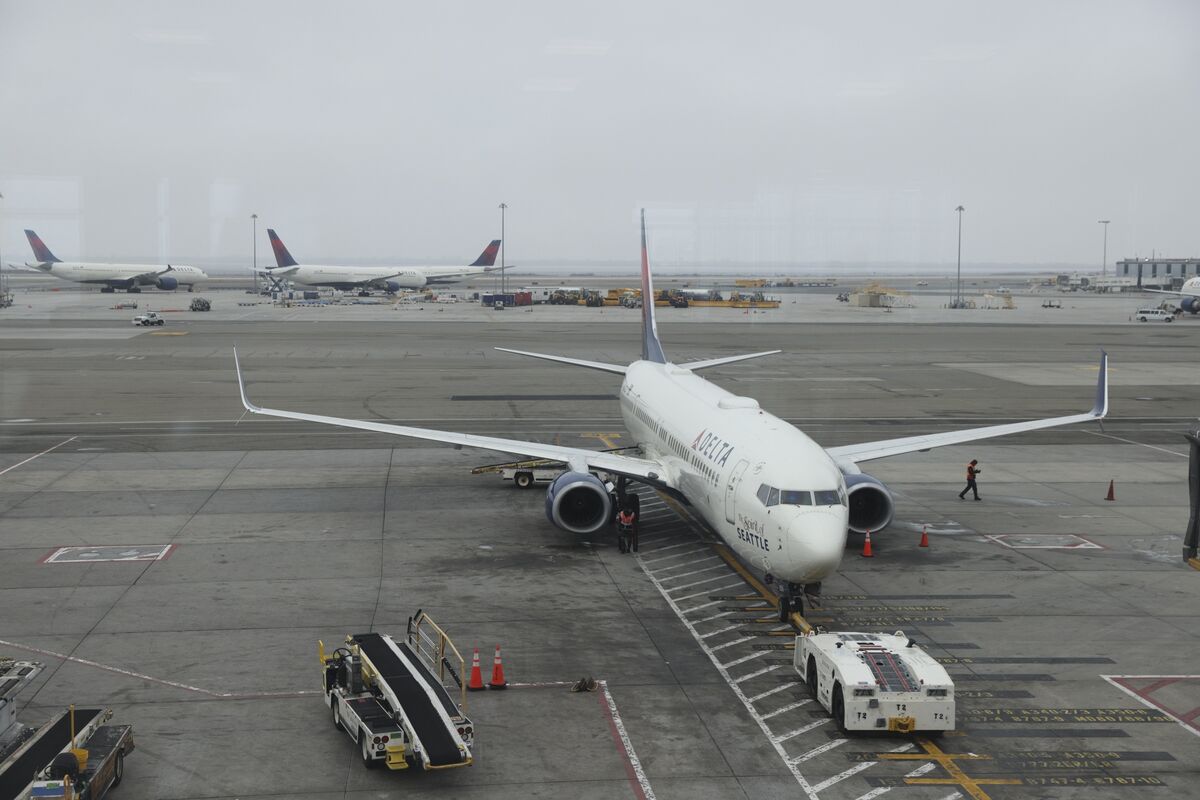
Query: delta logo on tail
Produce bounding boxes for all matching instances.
[24,230,61,263]
[267,229,299,268]
[469,240,502,268]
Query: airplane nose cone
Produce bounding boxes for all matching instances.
[787,511,847,583]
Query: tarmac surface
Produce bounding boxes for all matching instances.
[1,286,1198,799]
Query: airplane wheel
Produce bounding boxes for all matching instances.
[778,595,791,623]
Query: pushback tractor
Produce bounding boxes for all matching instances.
[319,612,474,771]
[794,631,955,734]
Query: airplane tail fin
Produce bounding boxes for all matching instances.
[639,210,668,364]
[24,230,61,263]
[469,240,502,268]
[266,229,299,268]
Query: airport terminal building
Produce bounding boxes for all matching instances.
[1115,257,1200,289]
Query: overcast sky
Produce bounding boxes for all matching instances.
[1,0,1197,270]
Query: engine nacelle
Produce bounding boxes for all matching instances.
[843,472,895,534]
[544,471,612,534]
[385,281,402,294]
[1181,297,1200,314]
[156,276,179,290]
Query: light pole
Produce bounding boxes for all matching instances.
[1098,219,1110,281]
[0,191,6,298]
[954,205,965,308]
[498,202,507,297]
[251,213,259,293]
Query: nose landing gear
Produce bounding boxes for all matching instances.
[772,580,822,624]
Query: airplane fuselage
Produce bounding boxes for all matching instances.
[620,360,848,584]
[31,262,206,288]
[269,264,428,291]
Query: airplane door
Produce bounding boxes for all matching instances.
[724,460,750,524]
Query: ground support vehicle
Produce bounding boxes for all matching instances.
[1135,307,1174,322]
[794,631,954,734]
[471,457,621,490]
[130,312,164,327]
[189,298,210,312]
[23,708,134,800]
[320,613,474,772]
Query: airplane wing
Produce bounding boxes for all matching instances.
[233,349,669,485]
[129,265,175,282]
[825,351,1108,466]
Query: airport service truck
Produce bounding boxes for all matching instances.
[794,631,955,734]
[320,613,473,772]
[130,312,164,327]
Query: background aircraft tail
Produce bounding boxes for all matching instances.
[24,230,61,263]
[469,240,502,268]
[266,229,299,268]
[640,210,668,364]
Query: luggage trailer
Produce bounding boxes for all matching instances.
[794,631,955,734]
[320,613,474,771]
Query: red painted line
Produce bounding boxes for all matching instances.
[1137,677,1182,696]
[596,685,650,800]
[1180,706,1200,723]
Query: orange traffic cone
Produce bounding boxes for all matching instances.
[488,644,508,690]
[862,530,874,558]
[467,648,485,692]
[919,526,930,548]
[1105,480,1115,501]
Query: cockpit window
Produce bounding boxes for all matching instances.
[779,490,812,505]
[813,489,843,506]
[767,487,779,507]
[757,484,771,504]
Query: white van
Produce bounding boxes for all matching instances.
[1135,308,1174,322]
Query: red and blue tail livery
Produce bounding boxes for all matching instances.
[267,229,299,268]
[469,240,502,268]
[24,229,61,263]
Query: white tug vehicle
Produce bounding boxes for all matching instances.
[794,630,955,734]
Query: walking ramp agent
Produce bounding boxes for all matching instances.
[319,611,474,771]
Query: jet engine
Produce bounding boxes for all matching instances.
[1181,297,1200,314]
[843,472,895,534]
[385,281,402,294]
[156,276,179,291]
[544,471,612,534]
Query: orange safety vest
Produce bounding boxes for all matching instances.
[966,465,977,480]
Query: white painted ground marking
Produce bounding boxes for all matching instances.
[748,683,793,703]
[674,580,745,602]
[732,664,779,684]
[700,624,738,639]
[762,699,811,720]
[640,544,706,561]
[816,743,915,794]
[0,637,316,699]
[691,610,734,625]
[637,559,823,800]
[1085,429,1187,457]
[659,564,727,582]
[681,598,726,614]
[670,572,742,592]
[724,650,770,668]
[0,436,78,477]
[850,760,937,800]
[711,636,755,653]
[599,680,657,800]
[654,555,720,573]
[788,737,847,764]
[1102,674,1200,738]
[773,718,829,743]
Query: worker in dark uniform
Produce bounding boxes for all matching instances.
[958,459,981,500]
[617,507,636,553]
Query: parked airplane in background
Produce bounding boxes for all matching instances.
[1144,276,1200,314]
[235,211,1109,619]
[18,230,207,292]
[264,229,501,296]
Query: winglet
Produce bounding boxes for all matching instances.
[233,348,260,412]
[640,210,668,364]
[1091,349,1109,418]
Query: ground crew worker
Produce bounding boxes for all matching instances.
[617,507,636,553]
[958,459,981,500]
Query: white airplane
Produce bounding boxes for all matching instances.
[234,211,1109,619]
[18,230,207,293]
[263,229,501,295]
[1143,277,1200,314]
